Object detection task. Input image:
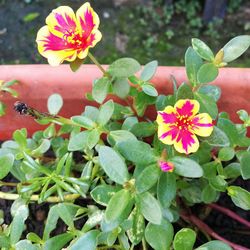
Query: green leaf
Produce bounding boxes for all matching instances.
[240,151,250,180]
[134,92,156,117]
[43,123,56,138]
[209,175,227,192]
[43,205,60,240]
[47,93,63,115]
[117,140,156,165]
[130,122,156,138]
[194,92,218,119]
[87,129,100,149]
[71,115,96,129]
[10,204,29,244]
[99,146,129,185]
[68,131,89,151]
[108,58,141,78]
[13,129,27,148]
[176,83,193,100]
[70,58,84,72]
[142,84,158,97]
[217,118,240,146]
[197,84,221,102]
[156,95,175,111]
[173,228,196,250]
[92,77,111,103]
[0,154,14,179]
[192,38,214,61]
[185,47,203,85]
[136,164,160,193]
[105,189,133,226]
[223,35,250,63]
[218,147,235,161]
[15,240,39,250]
[197,63,219,84]
[203,126,230,147]
[0,101,6,116]
[136,192,162,224]
[113,78,130,99]
[108,130,137,146]
[141,60,158,81]
[122,117,139,130]
[84,106,100,122]
[227,186,250,210]
[171,157,203,178]
[44,233,73,250]
[127,206,145,245]
[56,203,76,229]
[196,240,232,250]
[70,230,99,250]
[224,163,241,179]
[157,172,176,208]
[201,185,218,203]
[31,139,50,156]
[145,219,173,250]
[97,100,114,126]
[91,185,121,206]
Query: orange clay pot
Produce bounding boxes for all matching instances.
[0,64,250,140]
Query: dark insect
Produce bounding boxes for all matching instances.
[14,101,29,115]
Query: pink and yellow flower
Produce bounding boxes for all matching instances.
[157,99,213,154]
[159,161,174,172]
[36,2,102,66]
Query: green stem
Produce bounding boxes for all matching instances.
[88,52,108,76]
[0,191,80,203]
[142,238,148,250]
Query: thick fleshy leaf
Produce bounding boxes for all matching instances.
[127,206,145,245]
[70,230,99,250]
[171,157,203,178]
[140,60,158,81]
[117,140,156,165]
[71,115,96,129]
[196,240,232,250]
[97,100,114,126]
[130,122,156,138]
[44,233,73,250]
[90,185,121,206]
[197,63,219,84]
[47,93,63,115]
[136,164,160,193]
[136,192,162,224]
[218,147,235,161]
[108,58,141,78]
[142,84,158,97]
[223,35,250,63]
[192,38,214,61]
[202,126,230,147]
[194,92,218,119]
[227,186,250,210]
[113,78,130,99]
[176,83,194,100]
[185,47,203,85]
[68,131,89,151]
[105,189,133,228]
[70,58,84,72]
[201,185,218,203]
[99,146,129,185]
[240,151,250,180]
[173,228,196,250]
[92,77,111,104]
[197,84,221,102]
[157,172,176,208]
[145,219,173,250]
[0,154,14,179]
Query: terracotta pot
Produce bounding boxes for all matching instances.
[1,64,250,140]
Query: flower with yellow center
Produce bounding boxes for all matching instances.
[157,99,213,154]
[36,2,102,66]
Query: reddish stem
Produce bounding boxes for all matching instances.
[181,213,250,250]
[208,203,250,229]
